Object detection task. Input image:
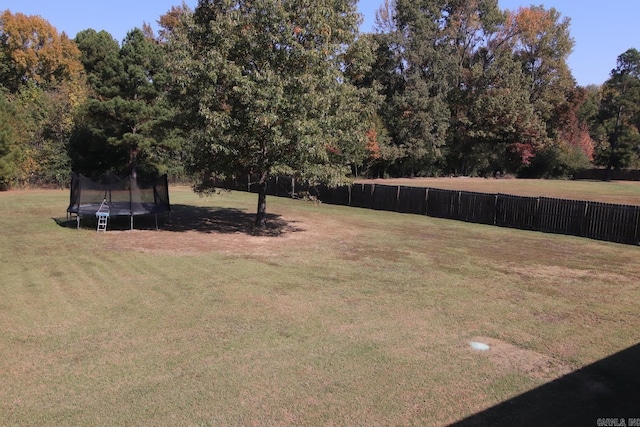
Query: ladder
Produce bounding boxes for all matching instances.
[96,199,110,232]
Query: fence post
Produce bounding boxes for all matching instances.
[635,206,640,244]
[425,188,430,216]
[581,201,589,238]
[347,184,355,206]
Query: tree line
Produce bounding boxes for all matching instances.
[1,1,639,223]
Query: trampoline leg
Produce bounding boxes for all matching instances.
[130,215,133,230]
[77,215,80,229]
[155,213,158,231]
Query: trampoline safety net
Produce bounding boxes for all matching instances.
[67,172,170,228]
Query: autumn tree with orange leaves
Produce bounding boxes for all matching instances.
[0,10,87,186]
[498,6,595,176]
[0,10,83,92]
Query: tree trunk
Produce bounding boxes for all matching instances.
[605,105,623,182]
[255,177,267,228]
[256,139,268,228]
[129,147,139,180]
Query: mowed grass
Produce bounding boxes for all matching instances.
[1,187,639,425]
[358,177,640,205]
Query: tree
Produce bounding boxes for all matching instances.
[448,47,547,175]
[74,29,124,98]
[8,80,87,186]
[170,0,375,227]
[0,91,20,189]
[498,6,575,134]
[72,28,174,178]
[0,10,86,186]
[477,5,592,177]
[0,10,83,93]
[390,0,453,176]
[597,48,640,173]
[157,3,192,43]
[354,23,405,177]
[369,0,507,176]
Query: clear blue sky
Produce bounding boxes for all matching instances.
[2,0,637,86]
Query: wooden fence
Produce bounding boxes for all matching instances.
[229,176,640,246]
[573,168,640,181]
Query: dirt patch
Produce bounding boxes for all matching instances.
[102,206,358,256]
[502,263,630,284]
[469,336,571,380]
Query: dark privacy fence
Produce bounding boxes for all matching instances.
[220,176,640,246]
[573,168,640,181]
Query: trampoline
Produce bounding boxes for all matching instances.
[67,172,170,230]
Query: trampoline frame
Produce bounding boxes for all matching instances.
[66,173,170,230]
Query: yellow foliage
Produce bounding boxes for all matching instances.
[0,10,84,90]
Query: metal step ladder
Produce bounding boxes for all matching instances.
[96,199,110,232]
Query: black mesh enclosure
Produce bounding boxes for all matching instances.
[67,172,170,217]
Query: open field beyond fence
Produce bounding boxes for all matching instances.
[1,187,640,425]
[356,177,640,205]
[247,177,640,245]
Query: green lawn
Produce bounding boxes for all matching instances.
[358,177,640,205]
[1,187,639,425]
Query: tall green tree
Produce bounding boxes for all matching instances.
[0,91,20,189]
[442,0,527,176]
[447,47,547,175]
[597,48,640,173]
[71,29,127,176]
[353,6,406,177]
[473,4,590,177]
[170,0,375,227]
[391,0,453,176]
[370,0,516,177]
[499,6,576,140]
[74,29,124,98]
[9,80,87,185]
[73,28,173,177]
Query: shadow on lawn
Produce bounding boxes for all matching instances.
[164,204,303,236]
[54,204,303,237]
[453,343,640,426]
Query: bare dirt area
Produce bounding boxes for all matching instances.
[102,205,357,256]
[470,336,571,381]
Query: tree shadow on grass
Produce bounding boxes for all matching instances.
[163,204,303,236]
[53,204,304,237]
[453,343,640,426]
